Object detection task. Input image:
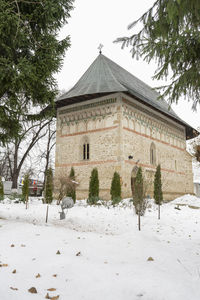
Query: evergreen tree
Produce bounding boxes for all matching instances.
[22,173,29,208]
[132,167,144,231]
[45,168,53,204]
[0,0,74,144]
[154,164,163,219]
[0,176,4,200]
[115,0,200,107]
[88,168,99,205]
[66,167,76,203]
[110,172,121,205]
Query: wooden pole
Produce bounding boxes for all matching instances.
[46,205,49,223]
[138,211,141,231]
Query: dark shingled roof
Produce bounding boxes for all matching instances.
[57,54,197,139]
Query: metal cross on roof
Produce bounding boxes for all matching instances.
[98,43,104,54]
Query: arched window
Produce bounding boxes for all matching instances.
[150,142,156,165]
[82,136,90,160]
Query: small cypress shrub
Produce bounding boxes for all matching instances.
[66,167,76,203]
[0,176,4,201]
[45,168,53,204]
[110,172,121,205]
[154,164,163,219]
[88,168,99,205]
[22,173,29,207]
[133,167,143,209]
[132,167,145,230]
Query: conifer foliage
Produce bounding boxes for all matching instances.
[0,0,74,144]
[0,176,4,200]
[154,164,163,219]
[67,167,76,203]
[110,172,121,205]
[116,0,200,107]
[132,167,144,231]
[88,168,99,205]
[45,168,53,204]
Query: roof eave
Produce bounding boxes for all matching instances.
[56,92,115,109]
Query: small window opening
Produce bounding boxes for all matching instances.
[83,143,89,160]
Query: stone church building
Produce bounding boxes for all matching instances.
[55,53,196,201]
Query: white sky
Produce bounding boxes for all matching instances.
[55,0,200,130]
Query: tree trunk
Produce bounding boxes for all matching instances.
[158,204,160,220]
[11,142,19,189]
[12,170,19,189]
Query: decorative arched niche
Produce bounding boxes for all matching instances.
[150,142,156,166]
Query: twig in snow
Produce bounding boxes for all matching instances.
[177,258,192,276]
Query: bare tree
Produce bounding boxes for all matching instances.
[0,150,12,180]
[2,118,53,189]
[54,168,79,205]
[40,120,56,191]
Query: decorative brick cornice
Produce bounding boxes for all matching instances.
[58,99,117,127]
[56,159,117,168]
[122,98,185,137]
[123,127,184,151]
[60,125,118,138]
[59,98,117,115]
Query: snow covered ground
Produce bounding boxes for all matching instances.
[0,195,200,300]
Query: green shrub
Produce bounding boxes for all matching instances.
[22,173,29,203]
[45,168,53,204]
[9,193,24,202]
[87,195,99,205]
[111,196,121,206]
[66,167,76,203]
[110,172,121,205]
[132,167,147,216]
[154,164,163,219]
[88,168,99,204]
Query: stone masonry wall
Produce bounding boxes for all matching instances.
[54,93,194,201]
[120,96,194,200]
[55,94,124,200]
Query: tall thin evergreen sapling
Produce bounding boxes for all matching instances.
[133,167,143,231]
[110,172,121,205]
[88,168,99,204]
[45,168,53,204]
[154,164,163,219]
[22,174,29,209]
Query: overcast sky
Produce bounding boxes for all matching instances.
[55,0,200,130]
